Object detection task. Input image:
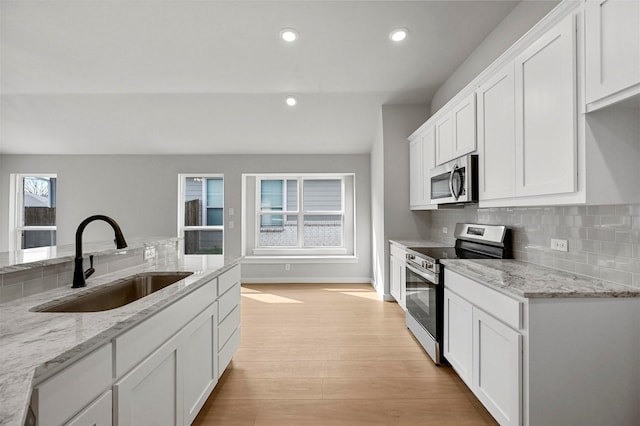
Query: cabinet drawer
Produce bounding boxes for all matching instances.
[115,278,216,377]
[66,390,112,426]
[219,328,240,376]
[219,305,240,350]
[390,244,406,259]
[218,265,241,295]
[218,282,241,322]
[445,269,522,329]
[32,344,112,426]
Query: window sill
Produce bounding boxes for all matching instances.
[242,255,358,264]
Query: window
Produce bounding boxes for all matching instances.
[243,173,355,257]
[10,174,57,250]
[178,175,224,254]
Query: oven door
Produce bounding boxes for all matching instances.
[405,264,439,342]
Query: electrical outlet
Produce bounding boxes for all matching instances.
[442,227,448,234]
[550,238,568,252]
[143,247,156,260]
[285,263,291,271]
[229,207,235,216]
[229,221,234,229]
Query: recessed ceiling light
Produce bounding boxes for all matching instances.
[286,96,297,106]
[280,28,298,42]
[389,28,408,42]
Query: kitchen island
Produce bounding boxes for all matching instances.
[0,240,241,426]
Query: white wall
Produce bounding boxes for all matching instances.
[0,154,371,281]
[370,104,430,298]
[430,0,560,114]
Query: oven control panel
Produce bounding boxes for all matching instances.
[406,253,437,274]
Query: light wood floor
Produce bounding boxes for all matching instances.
[193,283,497,426]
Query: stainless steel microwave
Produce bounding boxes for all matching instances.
[429,154,478,204]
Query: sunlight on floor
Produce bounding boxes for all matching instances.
[240,287,261,294]
[241,294,304,304]
[339,291,381,300]
[322,288,371,292]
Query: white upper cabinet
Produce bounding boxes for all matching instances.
[477,63,516,201]
[452,93,477,159]
[435,93,477,166]
[514,13,577,198]
[435,114,454,165]
[585,0,640,110]
[409,125,436,210]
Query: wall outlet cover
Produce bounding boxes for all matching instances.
[143,247,156,260]
[550,238,569,252]
[443,227,448,234]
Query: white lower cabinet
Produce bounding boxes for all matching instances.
[30,264,241,426]
[115,303,218,426]
[30,343,112,426]
[445,268,640,426]
[445,271,522,426]
[183,304,219,425]
[472,308,521,426]
[115,332,183,426]
[443,289,473,386]
[66,391,112,426]
[389,243,407,310]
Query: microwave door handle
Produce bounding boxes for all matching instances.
[449,164,459,200]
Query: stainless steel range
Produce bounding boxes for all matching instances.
[405,223,511,365]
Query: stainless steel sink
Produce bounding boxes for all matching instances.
[36,272,194,313]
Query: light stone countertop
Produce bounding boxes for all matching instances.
[389,239,450,249]
[0,237,179,273]
[0,254,241,426]
[441,259,640,299]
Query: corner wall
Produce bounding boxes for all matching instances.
[430,0,559,113]
[370,104,429,298]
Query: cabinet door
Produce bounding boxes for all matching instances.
[183,304,218,425]
[399,261,407,311]
[115,333,184,426]
[453,93,477,158]
[435,113,454,165]
[66,391,112,426]
[443,289,473,387]
[472,308,522,426]
[409,136,424,208]
[514,13,577,197]
[585,0,640,105]
[421,125,435,205]
[477,63,516,200]
[389,255,401,303]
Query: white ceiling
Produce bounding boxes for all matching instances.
[0,0,519,155]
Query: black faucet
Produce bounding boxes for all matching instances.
[72,215,128,288]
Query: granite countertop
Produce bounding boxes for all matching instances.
[389,239,450,248]
[0,254,241,426]
[0,237,179,273]
[441,259,640,299]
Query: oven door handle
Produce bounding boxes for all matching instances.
[406,264,438,284]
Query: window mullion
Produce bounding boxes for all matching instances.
[297,178,304,248]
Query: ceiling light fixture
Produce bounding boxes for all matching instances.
[286,96,297,106]
[280,28,298,42]
[389,28,408,42]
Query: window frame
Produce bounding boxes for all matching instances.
[9,173,58,251]
[250,173,353,257]
[177,174,225,255]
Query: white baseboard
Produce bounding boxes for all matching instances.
[241,276,374,284]
[241,278,396,303]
